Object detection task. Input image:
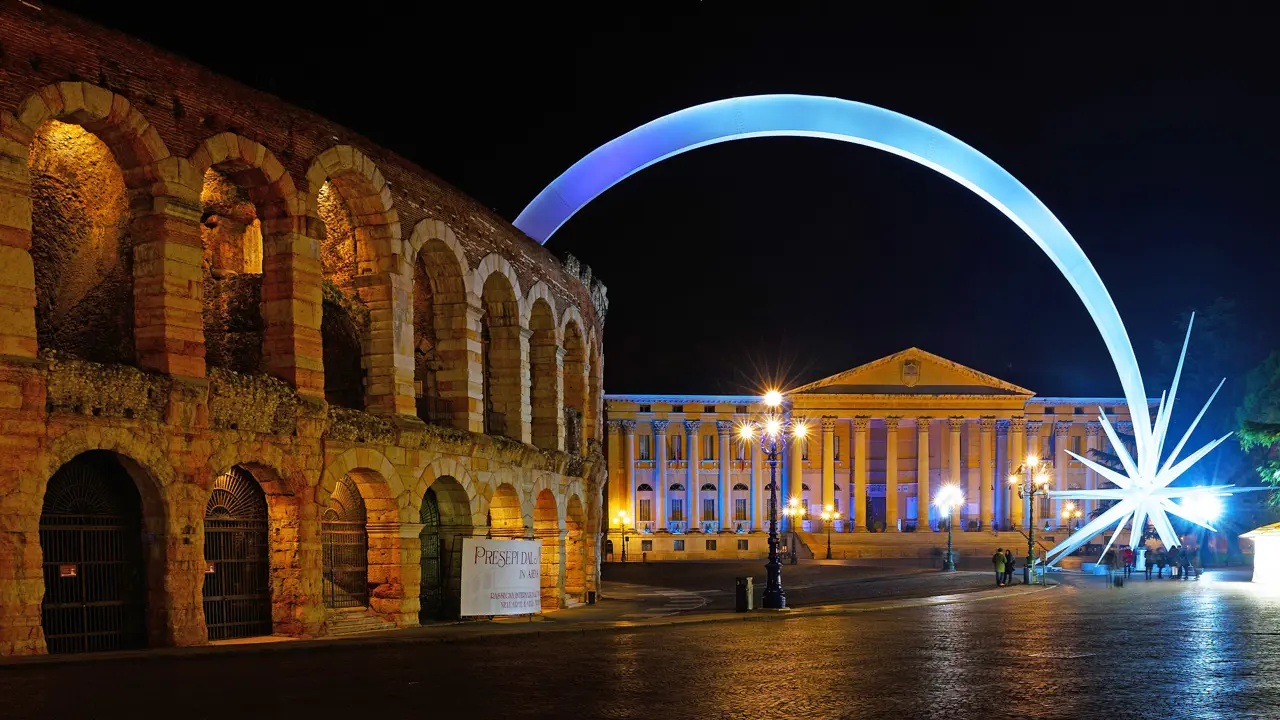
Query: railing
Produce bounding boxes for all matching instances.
[484,410,509,438]
[667,520,688,533]
[418,396,454,427]
[701,520,720,533]
[638,521,655,534]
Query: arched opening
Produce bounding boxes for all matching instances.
[418,475,473,622]
[489,483,524,538]
[564,495,586,603]
[563,319,586,455]
[669,483,686,529]
[317,182,367,410]
[533,489,562,609]
[322,474,368,608]
[39,451,154,653]
[529,299,560,449]
[202,466,270,640]
[636,482,654,530]
[481,273,522,438]
[699,482,718,531]
[732,483,750,532]
[29,121,133,364]
[412,235,470,428]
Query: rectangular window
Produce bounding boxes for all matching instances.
[802,443,809,461]
[1073,407,1084,415]
[1104,406,1115,415]
[737,539,749,551]
[670,435,682,461]
[670,499,684,521]
[834,435,841,461]
[735,498,748,521]
[1043,407,1056,414]
[704,435,715,460]
[672,404,684,413]
[638,405,651,413]
[703,404,716,413]
[641,539,653,552]
[705,539,717,551]
[702,499,716,521]
[638,499,652,522]
[1070,435,1083,456]
[735,405,749,414]
[638,435,651,461]
[673,539,685,552]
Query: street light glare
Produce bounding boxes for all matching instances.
[764,389,783,407]
[738,423,755,441]
[793,422,808,439]
[1034,473,1050,485]
[1008,474,1019,485]
[934,484,964,509]
[764,418,782,438]
[1027,454,1039,467]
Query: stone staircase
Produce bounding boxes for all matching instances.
[324,608,397,636]
[796,530,1051,560]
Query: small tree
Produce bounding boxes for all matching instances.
[1238,350,1280,503]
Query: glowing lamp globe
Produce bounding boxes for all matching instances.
[763,390,783,408]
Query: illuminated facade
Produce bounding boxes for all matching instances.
[605,348,1147,560]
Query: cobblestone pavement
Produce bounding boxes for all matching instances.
[2,570,1276,720]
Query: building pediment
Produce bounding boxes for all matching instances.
[791,348,1034,397]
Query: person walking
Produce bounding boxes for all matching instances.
[1169,545,1181,579]
[1155,546,1167,578]
[1145,547,1155,580]
[1004,548,1015,586]
[1122,546,1135,578]
[992,548,1007,587]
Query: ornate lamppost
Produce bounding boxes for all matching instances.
[934,485,964,571]
[737,390,808,609]
[784,497,804,565]
[1061,502,1083,532]
[820,504,841,560]
[1009,455,1052,585]
[615,510,630,562]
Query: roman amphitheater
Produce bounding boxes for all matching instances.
[0,3,606,654]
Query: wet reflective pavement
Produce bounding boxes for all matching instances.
[3,570,1278,720]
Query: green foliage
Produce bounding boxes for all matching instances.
[1237,350,1280,504]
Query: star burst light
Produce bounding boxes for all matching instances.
[1045,314,1260,566]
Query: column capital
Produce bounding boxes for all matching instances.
[821,416,838,433]
[979,416,996,432]
[852,416,871,432]
[947,416,965,432]
[1114,421,1133,433]
[683,419,701,435]
[651,419,669,434]
[620,419,637,433]
[995,418,1010,434]
[606,419,622,433]
[883,416,902,431]
[916,416,932,433]
[1054,421,1073,437]
[1025,419,1043,433]
[716,419,734,434]
[1085,422,1101,437]
[1009,416,1027,431]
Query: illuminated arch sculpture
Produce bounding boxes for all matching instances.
[517,94,1250,562]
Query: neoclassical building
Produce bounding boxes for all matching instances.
[0,5,605,655]
[605,348,1148,560]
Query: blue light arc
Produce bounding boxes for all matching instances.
[515,94,1151,434]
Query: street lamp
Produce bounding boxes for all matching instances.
[615,510,630,562]
[737,390,808,609]
[1061,502,1083,532]
[820,504,841,560]
[934,485,964,572]
[1009,454,1052,585]
[784,497,804,565]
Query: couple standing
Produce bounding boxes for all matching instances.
[992,548,1015,586]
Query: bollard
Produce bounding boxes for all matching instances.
[735,576,754,612]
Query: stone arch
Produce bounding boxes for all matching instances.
[564,494,587,603]
[528,293,562,451]
[411,456,483,527]
[318,447,407,523]
[306,145,410,415]
[409,219,475,429]
[4,83,194,372]
[561,308,587,455]
[188,133,305,378]
[533,487,563,609]
[417,468,474,622]
[478,257,529,441]
[489,482,525,537]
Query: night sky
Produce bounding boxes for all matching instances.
[53,2,1280,400]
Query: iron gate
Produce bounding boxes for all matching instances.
[39,452,146,654]
[419,489,443,621]
[322,475,368,608]
[203,467,271,640]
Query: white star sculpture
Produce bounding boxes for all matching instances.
[1044,314,1258,566]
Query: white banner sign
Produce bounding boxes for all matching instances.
[460,537,542,617]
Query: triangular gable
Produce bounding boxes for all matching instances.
[791,348,1034,396]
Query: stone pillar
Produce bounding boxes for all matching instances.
[1054,421,1071,526]
[1025,419,1043,529]
[946,417,964,529]
[917,417,932,530]
[365,522,419,627]
[751,441,763,531]
[995,419,1009,528]
[788,417,805,525]
[261,218,326,399]
[133,189,207,378]
[1085,422,1100,518]
[685,420,700,530]
[820,416,836,523]
[717,420,732,531]
[622,420,638,529]
[1009,416,1026,529]
[885,417,901,532]
[979,417,995,530]
[354,268,417,416]
[852,416,870,531]
[653,420,669,529]
[0,123,37,359]
[430,301,484,431]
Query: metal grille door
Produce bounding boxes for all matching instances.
[322,476,369,608]
[203,467,271,640]
[39,452,146,654]
[419,489,442,622]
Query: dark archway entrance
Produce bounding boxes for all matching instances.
[203,467,271,640]
[322,475,369,608]
[419,488,443,621]
[39,451,147,654]
[419,476,473,623]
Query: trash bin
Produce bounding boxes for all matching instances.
[735,576,754,612]
[587,591,597,605]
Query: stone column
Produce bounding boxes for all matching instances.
[788,416,805,509]
[431,301,484,431]
[1025,419,1043,529]
[261,218,326,399]
[917,417,932,531]
[821,417,836,523]
[947,417,964,529]
[653,420,669,529]
[1009,416,1026,530]
[354,266,418,417]
[979,417,995,530]
[1054,421,1071,526]
[751,441,764,531]
[133,189,207,378]
[717,421,732,531]
[885,417,901,531]
[685,420,700,531]
[1085,422,1101,518]
[623,420,638,530]
[852,416,870,531]
[995,419,1009,528]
